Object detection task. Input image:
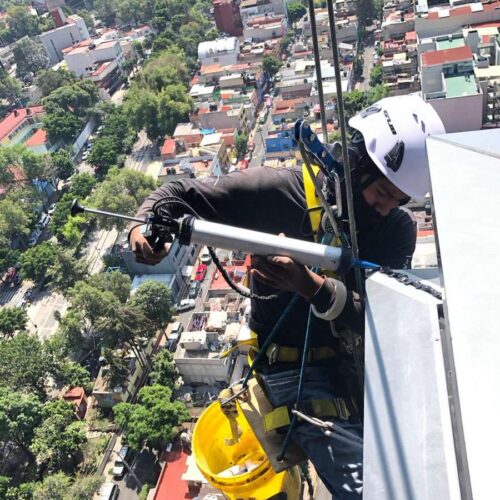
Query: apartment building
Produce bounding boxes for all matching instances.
[421,44,483,131]
[243,14,288,41]
[213,0,244,37]
[198,37,240,66]
[239,0,286,22]
[39,14,90,63]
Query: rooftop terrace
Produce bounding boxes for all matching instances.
[436,37,465,50]
[445,73,479,98]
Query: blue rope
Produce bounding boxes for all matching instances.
[242,293,301,388]
[277,301,316,461]
[352,258,381,270]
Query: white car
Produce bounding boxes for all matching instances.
[176,299,196,313]
[47,203,56,215]
[200,247,212,265]
[82,151,89,161]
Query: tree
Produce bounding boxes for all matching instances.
[132,40,145,58]
[98,304,154,369]
[116,0,148,25]
[287,1,307,23]
[18,148,47,181]
[32,400,86,472]
[49,193,75,241]
[0,248,20,276]
[150,350,178,389]
[6,482,36,500]
[43,80,100,143]
[0,477,9,498]
[0,70,22,106]
[68,474,103,500]
[89,168,158,230]
[113,385,189,453]
[94,0,118,26]
[88,271,132,304]
[42,108,82,144]
[51,150,75,180]
[124,84,192,142]
[101,348,130,389]
[0,198,31,245]
[52,360,91,393]
[235,132,248,158]
[87,136,119,173]
[0,307,28,338]
[68,281,118,329]
[33,472,71,500]
[76,10,96,29]
[44,80,99,118]
[370,64,383,86]
[0,333,54,398]
[263,55,281,77]
[0,388,42,463]
[35,69,77,98]
[55,310,87,354]
[131,280,173,331]
[70,173,96,199]
[49,248,89,294]
[20,241,58,283]
[13,37,49,81]
[137,49,190,90]
[7,6,40,40]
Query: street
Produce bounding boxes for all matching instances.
[357,24,376,91]
[249,107,273,168]
[115,450,160,500]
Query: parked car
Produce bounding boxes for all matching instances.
[38,213,51,228]
[86,142,93,151]
[98,482,119,500]
[188,280,200,299]
[200,247,212,265]
[47,203,57,215]
[195,264,208,281]
[28,229,42,247]
[258,109,268,124]
[82,151,89,161]
[112,446,129,479]
[176,298,196,312]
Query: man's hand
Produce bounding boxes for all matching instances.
[251,234,324,300]
[129,225,170,265]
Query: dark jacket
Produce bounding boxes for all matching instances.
[134,166,416,349]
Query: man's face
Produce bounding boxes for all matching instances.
[361,176,409,217]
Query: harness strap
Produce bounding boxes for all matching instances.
[263,398,351,432]
[302,163,323,237]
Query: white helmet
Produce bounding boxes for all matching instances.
[348,95,445,199]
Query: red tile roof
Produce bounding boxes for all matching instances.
[64,386,85,402]
[0,165,28,196]
[421,45,472,66]
[161,138,176,156]
[25,128,48,147]
[92,61,112,77]
[0,106,45,142]
[154,444,199,500]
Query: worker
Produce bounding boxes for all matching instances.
[129,95,445,498]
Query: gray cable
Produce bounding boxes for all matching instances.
[326,0,363,297]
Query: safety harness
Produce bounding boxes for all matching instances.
[220,163,353,440]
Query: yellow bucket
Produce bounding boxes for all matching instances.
[192,401,301,499]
